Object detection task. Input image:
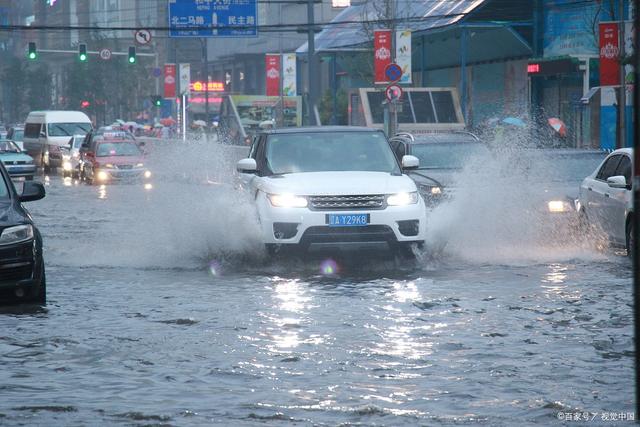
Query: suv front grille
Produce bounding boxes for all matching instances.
[116,164,133,170]
[308,195,385,211]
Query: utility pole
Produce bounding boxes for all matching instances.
[202,38,210,123]
[307,0,317,125]
[619,0,626,149]
[632,0,639,419]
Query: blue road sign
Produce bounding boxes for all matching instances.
[169,0,257,38]
[384,63,402,82]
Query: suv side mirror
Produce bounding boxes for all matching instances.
[607,175,629,189]
[39,131,46,138]
[237,158,257,173]
[20,181,46,202]
[401,155,419,170]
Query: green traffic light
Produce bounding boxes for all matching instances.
[79,53,87,61]
[28,52,37,60]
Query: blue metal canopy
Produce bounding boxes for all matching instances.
[297,0,488,53]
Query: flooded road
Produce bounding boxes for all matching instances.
[0,151,635,426]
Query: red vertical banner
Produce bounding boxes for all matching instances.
[265,54,281,96]
[164,64,177,98]
[599,22,620,86]
[374,29,392,84]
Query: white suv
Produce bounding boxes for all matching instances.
[236,127,427,255]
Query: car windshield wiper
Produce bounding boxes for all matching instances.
[52,124,71,136]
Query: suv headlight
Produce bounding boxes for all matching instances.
[268,193,308,208]
[387,192,418,206]
[104,163,115,169]
[547,200,572,213]
[0,224,34,245]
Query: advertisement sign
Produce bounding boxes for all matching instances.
[395,29,412,84]
[282,53,297,96]
[543,0,602,57]
[265,54,280,96]
[599,22,620,86]
[164,64,177,98]
[168,0,258,38]
[179,63,191,96]
[374,29,392,84]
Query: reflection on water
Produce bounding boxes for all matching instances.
[98,184,107,199]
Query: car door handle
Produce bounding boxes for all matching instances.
[587,187,592,191]
[604,193,610,198]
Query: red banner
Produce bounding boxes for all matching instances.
[599,22,620,86]
[265,54,280,96]
[164,64,177,98]
[374,30,392,84]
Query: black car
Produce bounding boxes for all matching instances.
[389,132,491,205]
[0,162,46,304]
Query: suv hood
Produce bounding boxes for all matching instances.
[95,155,144,166]
[260,171,417,196]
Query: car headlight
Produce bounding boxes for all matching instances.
[268,193,308,208]
[547,200,573,213]
[136,163,144,168]
[62,154,71,161]
[97,170,109,181]
[387,192,418,206]
[144,170,152,178]
[0,224,34,245]
[63,161,72,171]
[104,163,115,169]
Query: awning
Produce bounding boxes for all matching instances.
[297,0,488,53]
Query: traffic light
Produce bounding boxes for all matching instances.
[151,96,162,107]
[128,46,136,64]
[78,43,87,61]
[27,42,37,60]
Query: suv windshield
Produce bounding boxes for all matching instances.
[411,142,490,169]
[48,122,91,137]
[96,142,141,157]
[265,131,400,174]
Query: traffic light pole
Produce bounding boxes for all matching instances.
[31,48,156,58]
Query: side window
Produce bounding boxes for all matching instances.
[614,155,631,185]
[24,123,40,138]
[596,155,622,181]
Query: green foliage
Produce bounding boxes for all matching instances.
[319,89,348,125]
[1,57,53,122]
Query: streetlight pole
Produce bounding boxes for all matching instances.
[202,38,210,123]
[307,0,317,125]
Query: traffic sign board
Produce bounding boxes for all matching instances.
[135,29,152,45]
[385,84,403,102]
[384,63,403,82]
[169,0,258,38]
[99,48,112,60]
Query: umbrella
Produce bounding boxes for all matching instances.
[547,118,567,137]
[501,117,526,127]
[160,117,176,126]
[193,119,206,127]
[154,123,164,128]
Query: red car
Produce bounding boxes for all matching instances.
[79,138,151,184]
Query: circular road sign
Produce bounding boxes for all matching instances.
[385,84,403,102]
[99,48,112,61]
[384,63,403,82]
[134,29,152,45]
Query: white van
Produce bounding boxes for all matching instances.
[23,111,93,171]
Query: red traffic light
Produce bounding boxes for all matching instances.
[80,101,91,108]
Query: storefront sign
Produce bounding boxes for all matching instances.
[395,29,412,84]
[599,22,620,86]
[282,53,297,96]
[265,54,280,96]
[374,29,392,84]
[164,64,176,98]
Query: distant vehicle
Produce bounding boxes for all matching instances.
[236,126,426,256]
[79,138,151,185]
[578,148,632,255]
[389,132,490,205]
[61,135,85,178]
[6,126,24,150]
[22,110,92,173]
[0,162,46,304]
[0,139,36,181]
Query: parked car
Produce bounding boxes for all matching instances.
[577,148,633,254]
[389,132,491,205]
[79,137,151,184]
[0,139,36,181]
[6,126,25,150]
[0,162,46,304]
[236,126,426,256]
[22,110,92,173]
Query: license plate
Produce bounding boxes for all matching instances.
[326,214,369,227]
